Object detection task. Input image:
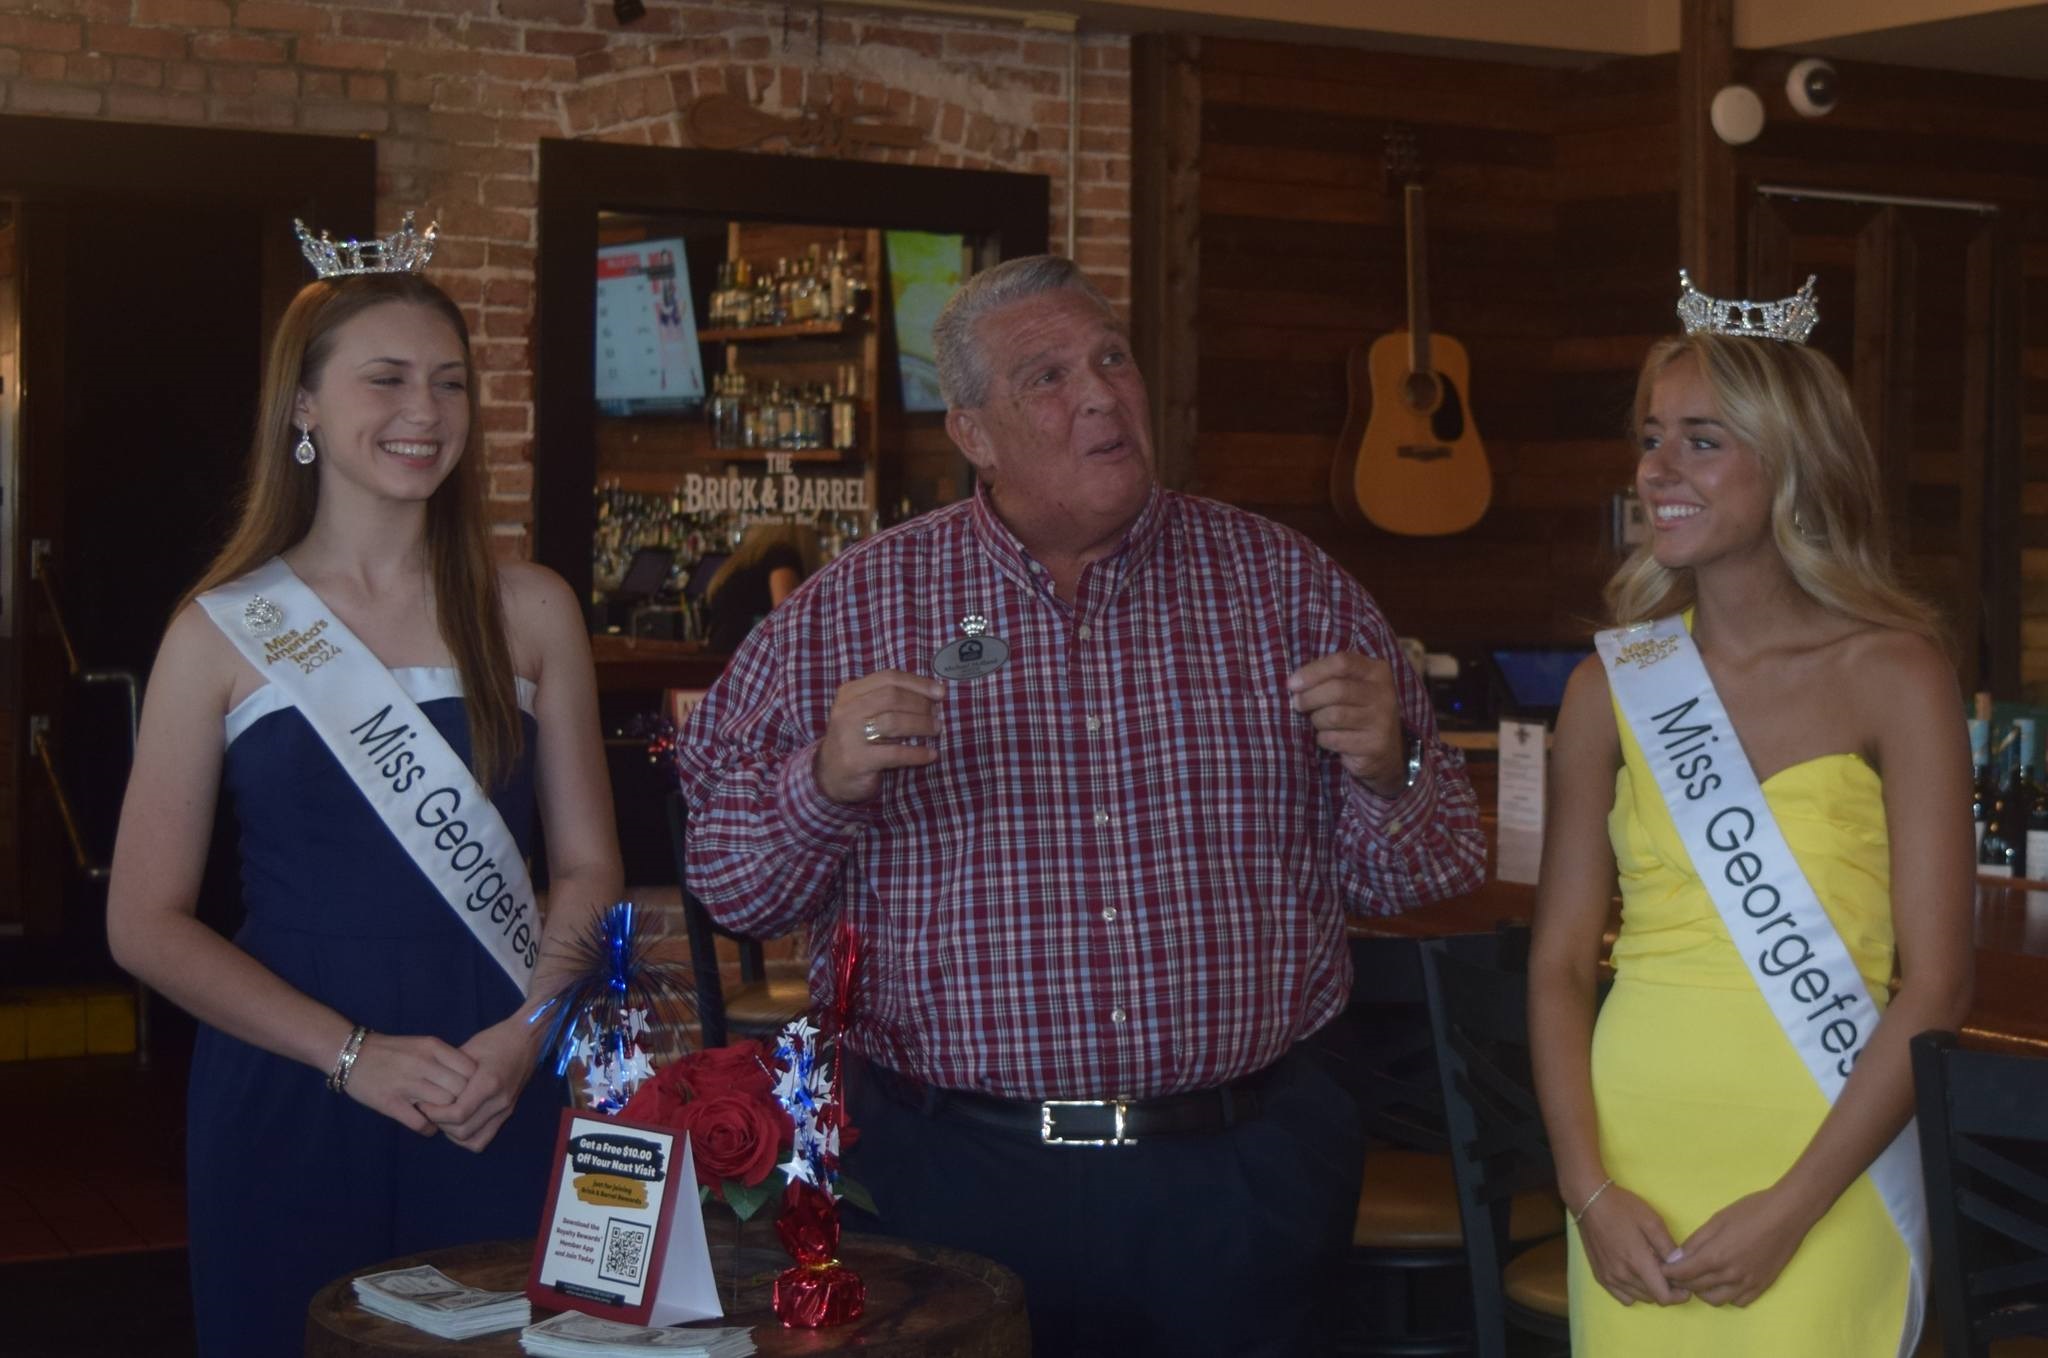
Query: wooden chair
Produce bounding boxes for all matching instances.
[663,792,810,1050]
[1912,1031,2048,1358]
[1419,934,1571,1358]
[1336,933,1563,1355]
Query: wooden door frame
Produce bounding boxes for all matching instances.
[1744,185,2021,694]
[534,138,1050,604]
[0,116,373,934]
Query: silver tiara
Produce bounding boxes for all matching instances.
[294,212,437,279]
[1676,269,1819,344]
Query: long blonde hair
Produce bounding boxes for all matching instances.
[1604,333,1945,647]
[182,274,523,787]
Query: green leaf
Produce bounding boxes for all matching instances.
[697,1185,711,1204]
[722,1177,779,1222]
[837,1175,878,1217]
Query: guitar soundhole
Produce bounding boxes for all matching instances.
[1431,377,1467,442]
[1402,370,1440,412]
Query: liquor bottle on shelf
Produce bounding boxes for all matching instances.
[2027,718,2048,883]
[828,240,853,318]
[1985,724,2028,877]
[2013,719,2039,877]
[1971,717,1992,853]
[1981,730,2021,877]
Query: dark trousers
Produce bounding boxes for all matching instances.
[841,1045,1365,1358]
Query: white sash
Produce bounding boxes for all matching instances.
[200,557,537,994]
[1596,614,1925,1357]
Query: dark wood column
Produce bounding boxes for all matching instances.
[1678,0,1738,290]
[1129,33,1202,493]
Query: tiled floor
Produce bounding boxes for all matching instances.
[0,1045,196,1354]
[0,1050,188,1262]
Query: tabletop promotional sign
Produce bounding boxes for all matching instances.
[526,1110,721,1327]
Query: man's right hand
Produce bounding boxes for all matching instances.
[814,670,945,805]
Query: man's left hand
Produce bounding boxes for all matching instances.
[1288,653,1408,798]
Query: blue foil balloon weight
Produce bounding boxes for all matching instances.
[530,900,696,1112]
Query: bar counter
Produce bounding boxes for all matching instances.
[589,633,730,697]
[1350,873,2048,1055]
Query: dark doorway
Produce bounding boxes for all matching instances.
[0,116,372,984]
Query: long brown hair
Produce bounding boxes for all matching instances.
[183,273,523,787]
[704,519,822,606]
[1605,333,1945,648]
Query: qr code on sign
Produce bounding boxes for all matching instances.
[597,1217,651,1287]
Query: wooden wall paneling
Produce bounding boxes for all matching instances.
[1678,0,1737,292]
[1131,32,1202,492]
[1853,208,1918,545]
[1195,37,1588,648]
[1999,225,2031,696]
[1957,225,1993,692]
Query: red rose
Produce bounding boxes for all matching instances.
[677,1040,776,1100]
[677,1091,787,1188]
[619,1061,692,1126]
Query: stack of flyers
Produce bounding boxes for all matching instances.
[353,1264,531,1338]
[519,1310,757,1356]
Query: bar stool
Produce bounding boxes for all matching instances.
[664,792,810,1049]
[1911,1032,2048,1358]
[1419,934,1570,1358]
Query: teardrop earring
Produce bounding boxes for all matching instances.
[293,426,317,466]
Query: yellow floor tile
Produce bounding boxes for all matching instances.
[84,993,135,1056]
[24,997,86,1060]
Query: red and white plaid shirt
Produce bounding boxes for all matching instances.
[678,487,1484,1099]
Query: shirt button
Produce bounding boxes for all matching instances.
[1085,715,1101,733]
[1094,808,1112,827]
[1077,623,1092,640]
[1110,1006,1127,1024]
[1101,905,1118,922]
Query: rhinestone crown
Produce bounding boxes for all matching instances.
[294,212,438,279]
[1675,269,1819,345]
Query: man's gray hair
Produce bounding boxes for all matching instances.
[932,254,1117,409]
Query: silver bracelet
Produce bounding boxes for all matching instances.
[1571,1177,1616,1224]
[327,1023,369,1094]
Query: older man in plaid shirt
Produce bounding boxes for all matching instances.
[676,255,1484,1356]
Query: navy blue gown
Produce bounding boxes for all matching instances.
[186,670,562,1357]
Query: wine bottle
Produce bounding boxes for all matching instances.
[2010,719,2039,877]
[2027,718,2048,884]
[1981,728,2021,877]
[1971,717,1992,852]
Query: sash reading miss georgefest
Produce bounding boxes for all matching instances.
[200,557,538,994]
[1596,614,1927,1358]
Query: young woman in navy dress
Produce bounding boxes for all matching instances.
[108,226,623,1356]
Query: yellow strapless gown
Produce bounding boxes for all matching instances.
[1567,710,1911,1355]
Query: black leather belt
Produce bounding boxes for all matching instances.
[867,1061,1271,1148]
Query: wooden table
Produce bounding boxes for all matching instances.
[305,1229,1029,1358]
[1350,873,2048,1056]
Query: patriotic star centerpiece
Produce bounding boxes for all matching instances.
[618,923,870,1328]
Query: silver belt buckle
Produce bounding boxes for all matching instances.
[1040,1099,1135,1147]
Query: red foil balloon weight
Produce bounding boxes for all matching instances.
[772,1182,865,1327]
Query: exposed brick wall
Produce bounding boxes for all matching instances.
[0,0,1132,552]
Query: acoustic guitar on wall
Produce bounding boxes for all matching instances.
[1332,127,1492,536]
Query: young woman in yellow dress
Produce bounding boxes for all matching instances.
[1529,273,1975,1355]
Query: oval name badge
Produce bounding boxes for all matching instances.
[933,612,1010,682]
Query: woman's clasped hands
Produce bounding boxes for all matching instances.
[1579,1180,1814,1309]
[338,1015,537,1152]
[1576,1181,1690,1307]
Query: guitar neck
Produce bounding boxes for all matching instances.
[1404,183,1432,375]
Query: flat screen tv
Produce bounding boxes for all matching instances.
[595,236,706,416]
